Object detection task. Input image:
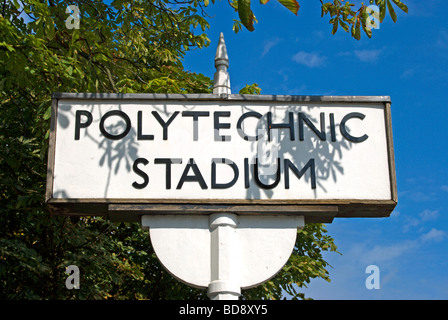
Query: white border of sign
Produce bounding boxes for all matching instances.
[46,93,397,223]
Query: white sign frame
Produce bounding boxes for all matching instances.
[46,93,397,223]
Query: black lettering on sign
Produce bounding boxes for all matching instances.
[237,111,263,141]
[298,112,326,141]
[267,112,295,141]
[253,157,281,189]
[152,111,179,140]
[214,111,231,142]
[211,158,239,189]
[74,110,93,140]
[154,158,182,189]
[244,158,250,188]
[329,113,337,142]
[284,158,316,189]
[340,112,369,143]
[99,110,131,140]
[137,111,154,140]
[182,111,210,141]
[176,158,208,190]
[132,158,149,189]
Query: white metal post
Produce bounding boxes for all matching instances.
[207,213,240,300]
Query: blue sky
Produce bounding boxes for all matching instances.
[183,0,448,299]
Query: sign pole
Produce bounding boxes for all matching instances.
[208,213,240,300]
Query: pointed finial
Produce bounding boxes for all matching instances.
[215,32,229,69]
[213,33,231,95]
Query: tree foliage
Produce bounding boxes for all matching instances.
[1,0,338,300]
[320,0,408,40]
[1,0,212,300]
[215,0,408,39]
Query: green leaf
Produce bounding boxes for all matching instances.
[339,19,349,32]
[332,19,338,35]
[277,0,300,15]
[387,0,397,22]
[43,105,52,120]
[0,42,15,52]
[238,0,255,31]
[354,20,361,40]
[379,0,386,22]
[362,18,373,38]
[44,17,55,40]
[260,0,270,4]
[392,0,408,13]
[230,0,238,11]
[232,19,243,33]
[239,83,261,94]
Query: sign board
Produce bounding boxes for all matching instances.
[46,93,397,223]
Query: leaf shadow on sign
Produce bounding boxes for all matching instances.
[58,103,140,198]
[238,103,352,200]
[91,101,353,200]
[98,117,139,198]
[56,98,354,200]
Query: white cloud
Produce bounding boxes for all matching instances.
[358,241,417,265]
[261,38,281,57]
[292,51,326,68]
[419,209,439,221]
[409,191,436,202]
[400,68,416,79]
[354,49,382,63]
[403,209,440,231]
[402,217,420,232]
[421,228,446,243]
[337,49,384,63]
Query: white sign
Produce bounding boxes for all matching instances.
[46,93,397,221]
